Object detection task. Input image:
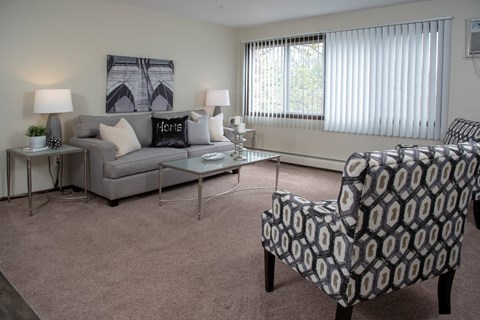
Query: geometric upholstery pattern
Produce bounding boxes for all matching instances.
[262,142,480,308]
[443,118,480,144]
[443,118,480,201]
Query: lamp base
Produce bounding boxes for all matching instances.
[46,113,62,140]
[213,106,222,116]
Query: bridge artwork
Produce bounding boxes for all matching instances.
[106,55,174,113]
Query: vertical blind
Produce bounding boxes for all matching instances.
[243,34,324,130]
[324,18,451,139]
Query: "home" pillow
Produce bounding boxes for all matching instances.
[151,116,189,148]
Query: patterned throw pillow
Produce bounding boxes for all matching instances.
[151,116,189,148]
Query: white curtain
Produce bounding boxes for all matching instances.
[324,18,451,139]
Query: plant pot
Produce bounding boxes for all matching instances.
[29,136,46,149]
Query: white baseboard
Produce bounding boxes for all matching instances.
[257,149,344,172]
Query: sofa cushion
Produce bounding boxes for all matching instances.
[186,141,234,158]
[73,113,152,147]
[151,116,189,148]
[99,118,141,157]
[104,147,188,179]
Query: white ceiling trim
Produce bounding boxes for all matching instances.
[99,0,430,28]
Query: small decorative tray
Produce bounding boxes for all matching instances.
[201,152,226,161]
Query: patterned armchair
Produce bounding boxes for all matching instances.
[443,118,480,228]
[262,142,480,320]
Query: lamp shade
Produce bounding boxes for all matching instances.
[205,90,230,107]
[34,89,73,114]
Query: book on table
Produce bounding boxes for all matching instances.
[21,147,49,152]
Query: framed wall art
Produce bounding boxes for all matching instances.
[106,55,174,113]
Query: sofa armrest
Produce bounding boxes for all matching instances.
[68,137,116,194]
[69,137,116,162]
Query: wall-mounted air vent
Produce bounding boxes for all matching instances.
[466,18,480,58]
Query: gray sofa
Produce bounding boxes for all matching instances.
[68,110,234,206]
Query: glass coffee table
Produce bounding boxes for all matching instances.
[159,150,280,220]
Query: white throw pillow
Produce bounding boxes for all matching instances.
[99,118,141,157]
[192,112,229,142]
[191,111,202,122]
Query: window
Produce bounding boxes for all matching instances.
[324,18,452,139]
[243,18,451,137]
[243,34,324,129]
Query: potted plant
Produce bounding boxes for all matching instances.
[25,124,48,149]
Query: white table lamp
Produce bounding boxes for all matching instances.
[205,89,230,116]
[34,89,73,140]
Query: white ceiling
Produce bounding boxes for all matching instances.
[101,0,429,28]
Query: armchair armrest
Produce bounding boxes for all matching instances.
[262,190,354,303]
[262,190,345,253]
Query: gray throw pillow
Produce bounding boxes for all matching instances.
[187,113,212,145]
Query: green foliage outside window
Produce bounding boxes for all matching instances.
[246,35,324,119]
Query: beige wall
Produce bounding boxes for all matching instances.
[0,0,237,197]
[236,0,480,170]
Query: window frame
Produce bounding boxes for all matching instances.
[244,34,325,121]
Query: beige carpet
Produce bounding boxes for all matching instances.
[1,162,479,320]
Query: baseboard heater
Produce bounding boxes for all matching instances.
[256,148,344,172]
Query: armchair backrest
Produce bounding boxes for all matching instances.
[444,118,480,200]
[443,118,480,144]
[337,142,480,306]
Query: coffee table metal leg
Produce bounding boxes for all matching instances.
[275,157,280,191]
[198,175,203,220]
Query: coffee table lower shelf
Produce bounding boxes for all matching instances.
[158,150,280,220]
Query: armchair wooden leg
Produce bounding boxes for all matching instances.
[473,200,480,229]
[264,249,275,292]
[335,303,353,320]
[438,270,456,314]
